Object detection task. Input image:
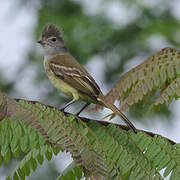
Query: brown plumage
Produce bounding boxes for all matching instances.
[41,23,63,41]
[49,53,101,98]
[39,23,137,133]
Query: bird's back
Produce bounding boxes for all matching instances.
[49,53,102,97]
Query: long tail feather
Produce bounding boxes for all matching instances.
[98,96,137,133]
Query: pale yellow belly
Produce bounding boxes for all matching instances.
[48,73,99,104]
[44,57,79,100]
[43,57,98,103]
[48,74,76,97]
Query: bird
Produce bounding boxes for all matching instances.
[38,23,137,133]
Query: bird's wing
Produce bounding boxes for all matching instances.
[49,54,101,97]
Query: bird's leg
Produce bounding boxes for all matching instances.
[76,103,90,116]
[60,99,76,112]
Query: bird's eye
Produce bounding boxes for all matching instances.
[51,37,57,42]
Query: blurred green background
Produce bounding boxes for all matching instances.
[1,0,180,179]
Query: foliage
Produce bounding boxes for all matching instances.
[21,0,180,117]
[1,1,180,179]
[57,162,83,180]
[0,118,57,180]
[0,91,179,179]
[106,47,180,112]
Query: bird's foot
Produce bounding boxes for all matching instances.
[75,103,90,116]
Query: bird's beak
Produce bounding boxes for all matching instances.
[37,39,46,46]
[37,40,42,44]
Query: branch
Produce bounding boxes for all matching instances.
[0,91,175,145]
[0,90,179,179]
[105,47,180,112]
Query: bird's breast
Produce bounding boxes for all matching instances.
[44,57,76,97]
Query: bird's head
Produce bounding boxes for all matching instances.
[38,23,67,55]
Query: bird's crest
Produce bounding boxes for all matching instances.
[41,23,63,40]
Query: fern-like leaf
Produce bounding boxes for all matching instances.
[0,91,180,179]
[57,162,83,180]
[105,47,180,111]
[6,145,55,180]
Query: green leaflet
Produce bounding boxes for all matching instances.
[154,77,180,106]
[7,145,54,180]
[58,162,83,180]
[106,47,180,112]
[0,97,180,179]
[0,119,52,179]
[18,101,109,178]
[106,126,162,179]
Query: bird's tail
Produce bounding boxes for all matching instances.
[98,95,137,133]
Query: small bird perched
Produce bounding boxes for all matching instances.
[38,23,137,133]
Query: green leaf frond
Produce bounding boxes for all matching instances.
[6,145,55,180]
[0,118,58,180]
[0,91,179,179]
[57,162,83,180]
[106,47,180,111]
